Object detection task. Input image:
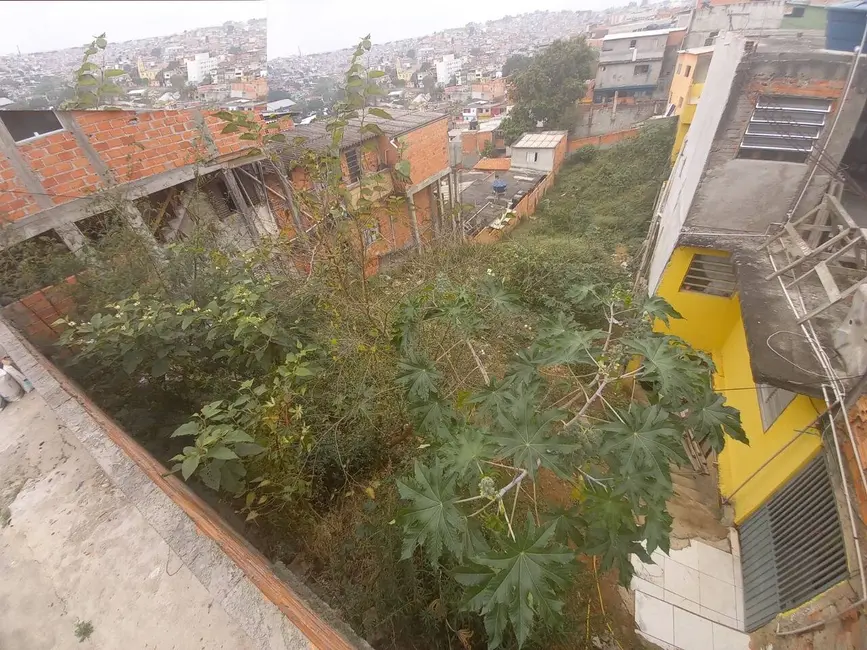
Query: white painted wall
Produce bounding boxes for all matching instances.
[647,35,747,293]
[511,147,556,173]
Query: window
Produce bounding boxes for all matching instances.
[684,65,692,77]
[344,148,362,184]
[680,253,736,297]
[676,63,682,75]
[363,222,380,247]
[756,383,796,430]
[0,111,64,143]
[738,95,832,163]
[629,39,637,48]
[741,455,848,631]
[678,97,684,108]
[634,64,650,75]
[704,30,720,47]
[526,151,538,163]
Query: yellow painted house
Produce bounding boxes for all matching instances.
[654,247,824,523]
[642,32,867,637]
[667,46,713,164]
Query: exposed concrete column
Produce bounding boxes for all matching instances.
[53,223,89,257]
[437,179,446,237]
[118,202,162,255]
[405,191,422,251]
[221,169,261,241]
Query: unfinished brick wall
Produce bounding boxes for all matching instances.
[18,130,102,203]
[401,117,449,185]
[0,150,40,221]
[0,277,76,348]
[2,110,259,223]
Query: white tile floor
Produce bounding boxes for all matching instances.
[631,538,751,650]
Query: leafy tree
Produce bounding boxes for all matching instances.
[501,54,531,78]
[393,279,746,648]
[498,37,596,145]
[481,140,496,158]
[448,74,457,87]
[406,48,416,59]
[170,74,187,91]
[201,74,213,85]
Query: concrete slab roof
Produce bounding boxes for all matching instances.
[511,131,567,149]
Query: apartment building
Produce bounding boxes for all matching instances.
[636,31,867,650]
[594,28,686,102]
[668,44,714,162]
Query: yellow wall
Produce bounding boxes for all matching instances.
[669,52,697,117]
[655,247,825,523]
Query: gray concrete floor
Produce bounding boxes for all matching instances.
[0,392,259,650]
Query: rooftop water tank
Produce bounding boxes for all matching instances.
[826,1,867,52]
[492,177,507,197]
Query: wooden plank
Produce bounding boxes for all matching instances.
[784,236,862,287]
[798,279,866,324]
[827,194,859,230]
[767,228,853,280]
[784,222,811,255]
[814,261,841,303]
[17,337,369,650]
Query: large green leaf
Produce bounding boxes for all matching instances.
[397,461,465,566]
[467,377,519,416]
[642,295,682,326]
[493,394,576,479]
[642,504,673,556]
[505,345,550,386]
[454,519,574,649]
[683,392,748,452]
[624,334,708,404]
[598,403,688,482]
[478,277,520,312]
[439,427,498,482]
[396,353,441,402]
[536,327,604,366]
[581,487,650,586]
[410,398,458,440]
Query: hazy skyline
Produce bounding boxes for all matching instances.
[0,1,266,56]
[268,0,622,59]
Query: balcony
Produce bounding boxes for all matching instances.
[599,46,665,64]
[347,170,395,209]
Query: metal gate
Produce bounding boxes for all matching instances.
[740,454,849,631]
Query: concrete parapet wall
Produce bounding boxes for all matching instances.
[0,315,373,650]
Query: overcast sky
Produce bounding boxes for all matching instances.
[268,0,620,59]
[0,1,266,56]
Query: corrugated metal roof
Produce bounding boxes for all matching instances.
[279,109,447,157]
[510,131,567,149]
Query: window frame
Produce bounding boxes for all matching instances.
[634,63,650,75]
[0,110,65,144]
[737,95,832,163]
[344,147,362,184]
[756,383,796,431]
[679,253,737,297]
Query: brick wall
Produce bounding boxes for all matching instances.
[0,277,76,348]
[402,117,449,185]
[568,128,640,152]
[2,110,260,223]
[0,150,40,221]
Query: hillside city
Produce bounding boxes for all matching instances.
[267,2,691,119]
[0,17,266,111]
[2,0,867,650]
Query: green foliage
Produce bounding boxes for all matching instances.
[454,520,574,649]
[498,37,596,144]
[392,280,747,646]
[63,33,126,109]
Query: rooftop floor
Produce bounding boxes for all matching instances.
[0,392,261,650]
